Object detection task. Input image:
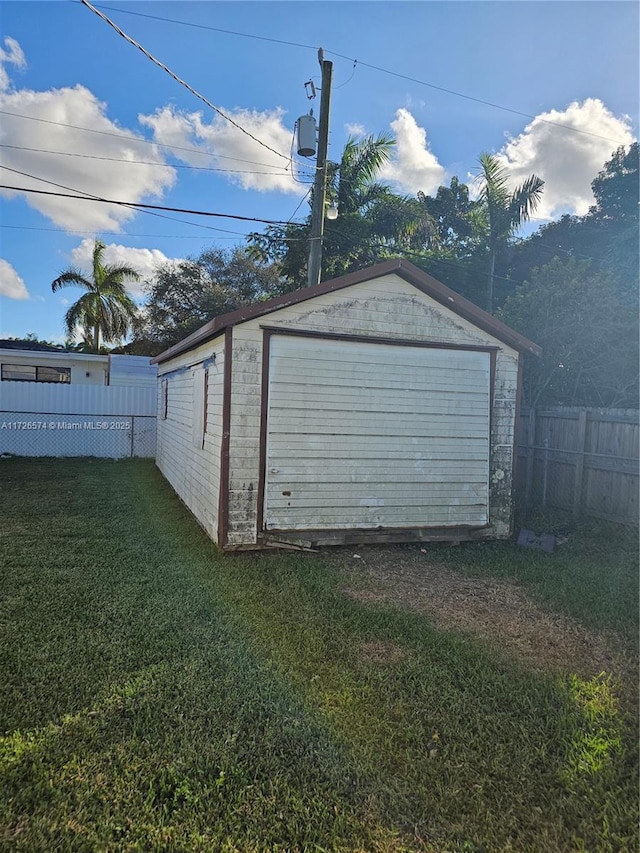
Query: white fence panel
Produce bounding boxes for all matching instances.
[0,382,157,458]
[0,382,156,416]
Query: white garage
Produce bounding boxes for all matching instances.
[153,259,539,549]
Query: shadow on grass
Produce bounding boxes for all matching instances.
[1,459,638,852]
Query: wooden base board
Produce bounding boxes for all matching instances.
[253,525,493,550]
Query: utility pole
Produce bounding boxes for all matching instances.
[307,50,332,288]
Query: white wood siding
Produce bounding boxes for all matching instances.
[155,336,225,542]
[226,274,519,546]
[264,336,490,530]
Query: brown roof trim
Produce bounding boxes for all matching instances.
[152,259,541,364]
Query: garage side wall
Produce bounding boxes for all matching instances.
[226,274,519,547]
[156,334,225,543]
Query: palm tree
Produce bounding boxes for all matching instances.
[327,133,395,216]
[476,153,544,312]
[321,133,436,278]
[51,240,141,351]
[248,133,436,289]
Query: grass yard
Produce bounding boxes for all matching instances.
[1,458,638,852]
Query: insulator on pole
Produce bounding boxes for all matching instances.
[297,114,317,157]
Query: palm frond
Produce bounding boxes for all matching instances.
[476,152,510,208]
[103,265,142,286]
[92,240,107,287]
[63,294,96,339]
[509,175,545,227]
[51,271,94,292]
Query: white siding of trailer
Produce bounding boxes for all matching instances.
[0,382,156,415]
[225,273,519,546]
[155,335,225,542]
[0,350,108,385]
[108,355,157,388]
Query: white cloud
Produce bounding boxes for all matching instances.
[69,239,183,299]
[0,258,29,299]
[345,122,366,138]
[380,108,447,194]
[139,105,307,194]
[0,70,176,231]
[493,99,635,219]
[0,37,26,92]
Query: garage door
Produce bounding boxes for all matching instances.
[264,334,491,531]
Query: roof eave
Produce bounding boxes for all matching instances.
[151,259,541,363]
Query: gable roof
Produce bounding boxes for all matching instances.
[152,259,541,364]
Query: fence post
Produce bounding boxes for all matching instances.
[572,409,588,517]
[524,407,536,515]
[130,416,135,458]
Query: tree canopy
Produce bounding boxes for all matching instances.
[135,247,282,351]
[132,142,637,410]
[248,134,436,290]
[500,256,638,408]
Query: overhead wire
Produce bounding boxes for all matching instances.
[0,163,239,234]
[0,223,248,240]
[90,2,320,51]
[0,164,310,242]
[0,183,311,228]
[0,110,306,171]
[0,142,314,181]
[89,2,630,145]
[0,222,312,244]
[5,3,629,269]
[285,187,313,225]
[80,0,315,169]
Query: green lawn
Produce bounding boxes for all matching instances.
[1,458,638,852]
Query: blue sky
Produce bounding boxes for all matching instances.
[0,1,637,344]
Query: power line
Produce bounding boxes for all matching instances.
[0,110,303,170]
[0,143,314,181]
[80,0,309,166]
[1,163,295,237]
[0,222,312,243]
[0,223,244,239]
[91,2,630,146]
[286,187,313,225]
[92,2,320,51]
[0,183,308,227]
[325,54,630,145]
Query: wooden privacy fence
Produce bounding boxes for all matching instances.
[515,406,639,526]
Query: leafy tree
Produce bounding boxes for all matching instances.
[590,142,639,226]
[407,177,490,302]
[417,176,482,253]
[51,240,140,352]
[249,134,435,291]
[135,247,282,350]
[507,143,638,291]
[0,334,65,351]
[475,153,544,312]
[500,256,638,408]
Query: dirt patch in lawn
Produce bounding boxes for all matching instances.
[334,547,635,683]
[359,640,406,665]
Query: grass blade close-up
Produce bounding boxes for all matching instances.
[1,458,638,852]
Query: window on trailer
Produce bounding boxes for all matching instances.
[1,364,71,383]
